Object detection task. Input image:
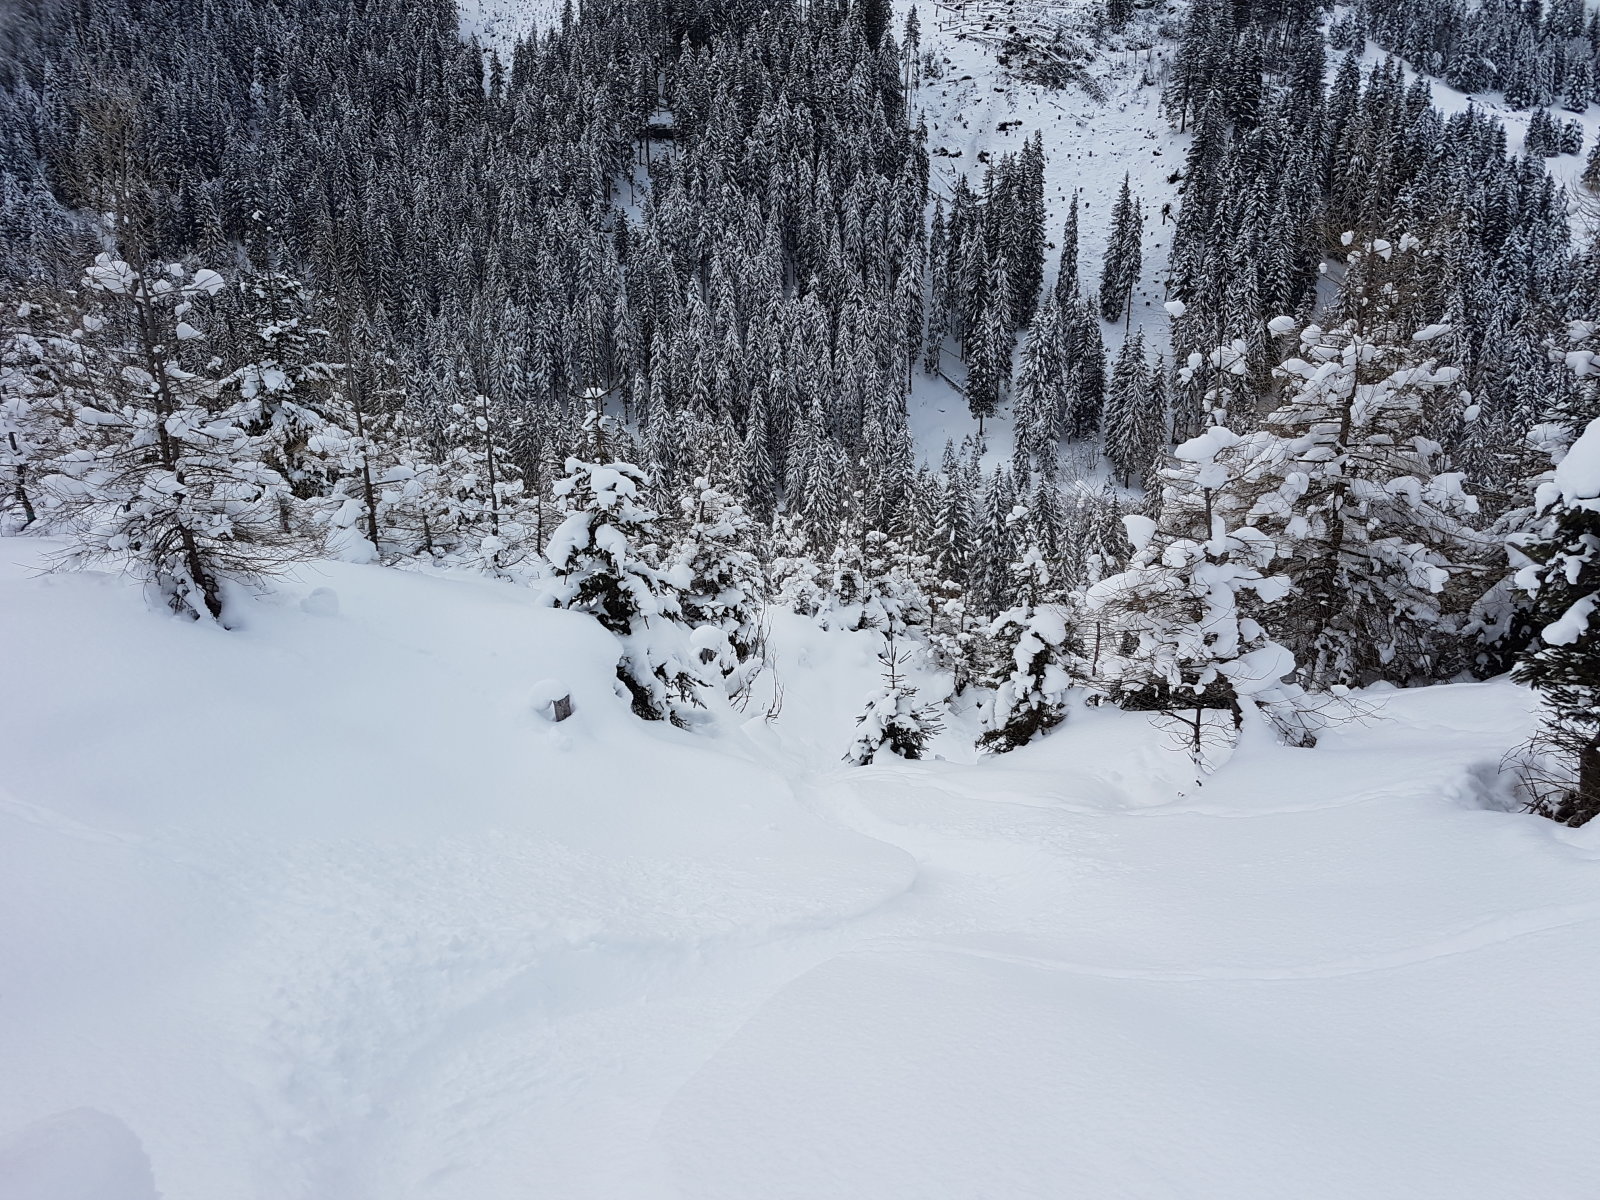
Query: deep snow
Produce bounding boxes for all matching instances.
[3,539,1599,1200]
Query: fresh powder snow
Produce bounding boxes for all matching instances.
[2,539,1598,1199]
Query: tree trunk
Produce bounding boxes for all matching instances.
[1571,729,1600,827]
[134,272,222,620]
[9,433,36,528]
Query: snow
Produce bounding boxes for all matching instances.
[0,1109,159,1200]
[4,539,1600,1199]
[1215,640,1296,694]
[1543,594,1596,645]
[1121,512,1157,553]
[456,0,560,47]
[1555,415,1600,504]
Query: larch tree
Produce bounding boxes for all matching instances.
[50,254,312,622]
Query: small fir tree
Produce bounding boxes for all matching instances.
[844,639,945,764]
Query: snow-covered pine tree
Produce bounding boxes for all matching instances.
[965,256,1013,431]
[1583,136,1600,190]
[447,383,546,579]
[930,441,976,590]
[49,255,311,622]
[546,437,706,726]
[969,469,1020,618]
[1257,237,1484,688]
[844,638,944,765]
[1054,192,1080,308]
[1,295,83,532]
[1098,175,1143,327]
[1514,417,1600,824]
[769,514,828,617]
[980,514,1080,753]
[366,445,458,562]
[1085,424,1316,757]
[667,477,767,700]
[218,265,341,503]
[1103,330,1165,487]
[1063,299,1107,440]
[1011,301,1064,481]
[855,528,933,638]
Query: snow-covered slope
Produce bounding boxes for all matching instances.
[457,0,562,46]
[899,0,1187,474]
[4,541,1599,1200]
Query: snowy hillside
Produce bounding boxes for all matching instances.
[901,0,1184,460]
[5,0,1600,1194]
[4,543,1600,1200]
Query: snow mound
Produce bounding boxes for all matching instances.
[0,1109,158,1200]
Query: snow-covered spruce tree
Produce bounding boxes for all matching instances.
[49,255,312,621]
[969,469,1021,619]
[980,518,1081,754]
[368,449,457,561]
[844,639,944,765]
[436,390,541,580]
[769,514,828,618]
[546,441,706,726]
[1103,330,1164,487]
[1584,136,1600,191]
[1085,425,1316,759]
[1063,298,1107,440]
[856,529,933,638]
[312,317,412,562]
[217,266,341,504]
[667,477,768,700]
[1513,416,1600,824]
[1098,175,1143,328]
[965,256,1013,432]
[925,446,984,693]
[808,516,931,638]
[1257,237,1483,688]
[1011,301,1065,482]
